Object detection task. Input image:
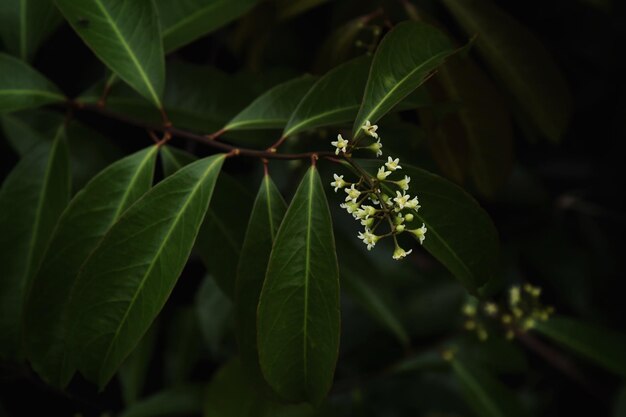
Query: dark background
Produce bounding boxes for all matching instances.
[1,0,625,416]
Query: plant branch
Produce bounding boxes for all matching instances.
[67,100,335,161]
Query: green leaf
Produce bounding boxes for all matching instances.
[335,233,409,347]
[283,55,371,138]
[195,276,232,357]
[0,53,64,113]
[80,61,258,136]
[203,358,318,417]
[535,315,626,377]
[451,356,527,417]
[161,146,253,297]
[441,0,572,142]
[353,21,457,137]
[119,386,202,417]
[160,145,197,178]
[224,75,317,131]
[257,166,340,404]
[0,0,62,61]
[358,160,500,293]
[1,110,124,190]
[67,154,225,388]
[157,0,260,53]
[342,269,409,348]
[0,127,70,359]
[119,322,159,405]
[23,146,158,387]
[196,174,253,297]
[54,0,165,107]
[235,175,287,391]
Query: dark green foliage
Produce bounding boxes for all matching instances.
[0,1,622,416]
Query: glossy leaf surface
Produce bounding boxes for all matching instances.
[224,76,317,131]
[157,0,260,53]
[359,160,500,293]
[353,21,457,136]
[284,55,371,137]
[23,146,158,387]
[1,110,124,190]
[55,0,165,107]
[257,167,340,404]
[0,53,64,112]
[0,0,62,61]
[161,146,253,297]
[235,175,287,390]
[0,128,70,359]
[67,154,224,387]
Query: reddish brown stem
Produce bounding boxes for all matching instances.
[67,101,335,161]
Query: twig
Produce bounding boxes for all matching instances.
[66,101,335,161]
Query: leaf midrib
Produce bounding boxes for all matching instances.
[356,49,452,133]
[225,118,287,131]
[92,0,161,108]
[264,176,277,241]
[49,146,158,386]
[111,147,158,219]
[452,360,503,417]
[22,127,64,293]
[377,178,475,286]
[284,104,358,137]
[302,169,314,387]
[0,90,64,100]
[161,0,225,38]
[98,156,222,382]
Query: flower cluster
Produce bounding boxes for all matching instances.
[461,283,554,341]
[330,121,427,260]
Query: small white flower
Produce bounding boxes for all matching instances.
[331,134,349,155]
[358,229,379,250]
[405,196,420,210]
[396,175,411,191]
[340,201,359,214]
[368,138,383,157]
[385,156,402,171]
[377,166,391,181]
[344,184,360,203]
[392,245,412,260]
[330,174,346,192]
[361,217,374,227]
[409,223,427,244]
[355,205,376,220]
[393,191,410,210]
[362,120,378,138]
